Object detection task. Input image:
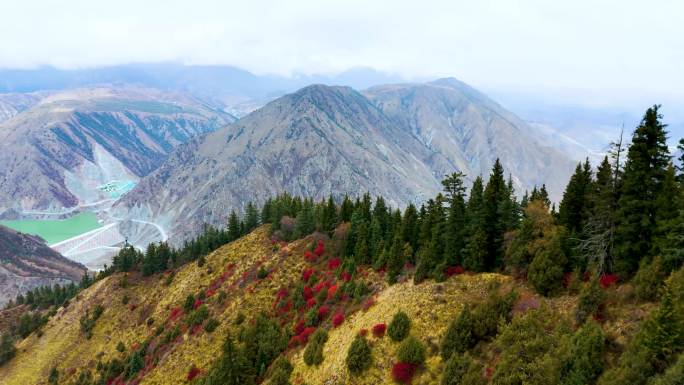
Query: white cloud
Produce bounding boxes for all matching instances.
[0,0,682,96]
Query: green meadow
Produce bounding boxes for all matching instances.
[0,212,101,245]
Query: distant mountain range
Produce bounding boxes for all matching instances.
[0,87,234,216]
[0,225,86,306]
[114,79,575,243]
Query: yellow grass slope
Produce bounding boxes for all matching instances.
[0,225,310,385]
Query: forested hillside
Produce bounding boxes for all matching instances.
[1,105,683,385]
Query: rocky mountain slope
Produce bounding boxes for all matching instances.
[363,78,574,196]
[116,80,574,243]
[0,225,87,307]
[0,87,234,216]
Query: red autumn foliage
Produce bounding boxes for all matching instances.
[445,265,465,277]
[327,285,338,301]
[314,240,325,256]
[187,366,201,381]
[486,366,494,378]
[302,268,315,282]
[328,258,341,270]
[341,293,350,302]
[359,328,369,337]
[294,319,306,335]
[288,335,302,348]
[304,251,316,262]
[306,298,317,309]
[600,274,619,288]
[392,362,418,384]
[363,298,375,311]
[193,299,203,310]
[340,271,352,282]
[303,286,314,300]
[276,288,289,301]
[318,305,330,319]
[168,307,183,321]
[276,301,292,315]
[191,324,203,335]
[205,289,215,298]
[332,312,345,327]
[372,323,387,338]
[313,280,327,293]
[299,327,316,344]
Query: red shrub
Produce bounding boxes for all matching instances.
[446,265,464,277]
[341,271,352,282]
[288,335,301,348]
[303,286,314,300]
[363,298,375,311]
[600,274,619,288]
[314,240,325,256]
[392,362,418,384]
[193,299,203,310]
[313,281,327,293]
[294,319,306,335]
[276,288,289,301]
[327,285,338,301]
[328,258,341,270]
[191,324,203,335]
[302,268,315,282]
[205,289,215,298]
[168,307,183,321]
[359,328,369,337]
[276,301,292,315]
[299,327,316,344]
[306,298,317,309]
[341,293,350,302]
[372,323,386,338]
[332,312,345,327]
[304,251,316,262]
[318,305,330,319]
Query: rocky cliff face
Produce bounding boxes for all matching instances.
[116,85,442,241]
[116,80,575,243]
[363,78,574,198]
[0,87,235,215]
[0,225,87,306]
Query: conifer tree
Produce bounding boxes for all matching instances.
[614,106,670,274]
[559,159,593,235]
[443,172,467,267]
[244,202,259,231]
[228,210,242,241]
[339,195,354,223]
[579,156,618,272]
[387,234,406,284]
[202,335,254,385]
[294,199,315,238]
[482,159,507,269]
[346,334,372,375]
[653,164,680,257]
[464,177,486,272]
[441,305,474,360]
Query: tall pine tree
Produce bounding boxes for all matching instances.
[614,105,670,275]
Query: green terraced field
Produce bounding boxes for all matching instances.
[0,212,101,245]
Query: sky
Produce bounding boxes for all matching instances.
[1,0,682,107]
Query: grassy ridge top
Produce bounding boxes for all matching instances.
[0,225,657,385]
